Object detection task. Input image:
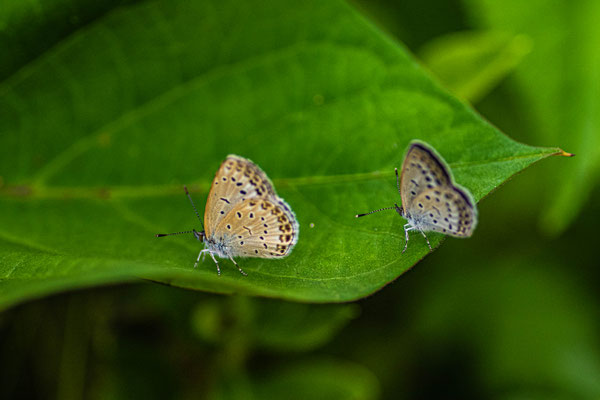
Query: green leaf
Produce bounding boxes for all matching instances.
[252,358,380,400]
[250,301,358,352]
[192,297,358,352]
[419,30,532,103]
[462,0,600,234]
[0,0,564,309]
[0,0,124,81]
[414,256,600,398]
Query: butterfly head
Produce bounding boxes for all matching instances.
[193,229,206,243]
[394,203,404,217]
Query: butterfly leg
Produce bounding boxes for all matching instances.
[228,255,248,276]
[402,223,414,254]
[208,252,221,276]
[194,249,207,269]
[195,249,221,275]
[419,230,432,251]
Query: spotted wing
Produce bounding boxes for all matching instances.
[400,142,452,211]
[215,198,299,258]
[410,185,477,237]
[205,155,278,237]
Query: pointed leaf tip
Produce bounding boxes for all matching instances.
[559,149,575,157]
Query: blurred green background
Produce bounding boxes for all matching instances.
[1,0,599,399]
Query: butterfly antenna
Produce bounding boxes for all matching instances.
[395,167,401,195]
[156,230,194,238]
[355,206,397,218]
[184,185,204,230]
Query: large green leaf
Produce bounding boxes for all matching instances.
[0,0,564,309]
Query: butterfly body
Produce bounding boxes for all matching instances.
[195,230,229,259]
[158,155,299,275]
[356,140,477,252]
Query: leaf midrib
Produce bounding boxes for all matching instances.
[0,149,559,200]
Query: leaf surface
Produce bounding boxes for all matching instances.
[0,0,563,309]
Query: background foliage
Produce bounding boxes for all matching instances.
[1,0,599,399]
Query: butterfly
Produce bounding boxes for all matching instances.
[356,140,477,253]
[157,155,299,275]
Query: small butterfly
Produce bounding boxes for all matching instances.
[356,140,477,253]
[157,155,299,275]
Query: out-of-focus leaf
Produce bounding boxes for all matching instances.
[208,370,254,400]
[463,0,600,235]
[414,256,600,398]
[250,301,358,352]
[253,358,380,400]
[191,299,226,345]
[0,0,566,309]
[419,30,532,102]
[349,0,468,50]
[192,297,358,352]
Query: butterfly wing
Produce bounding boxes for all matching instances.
[214,198,299,258]
[400,142,452,212]
[205,155,277,237]
[409,185,477,237]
